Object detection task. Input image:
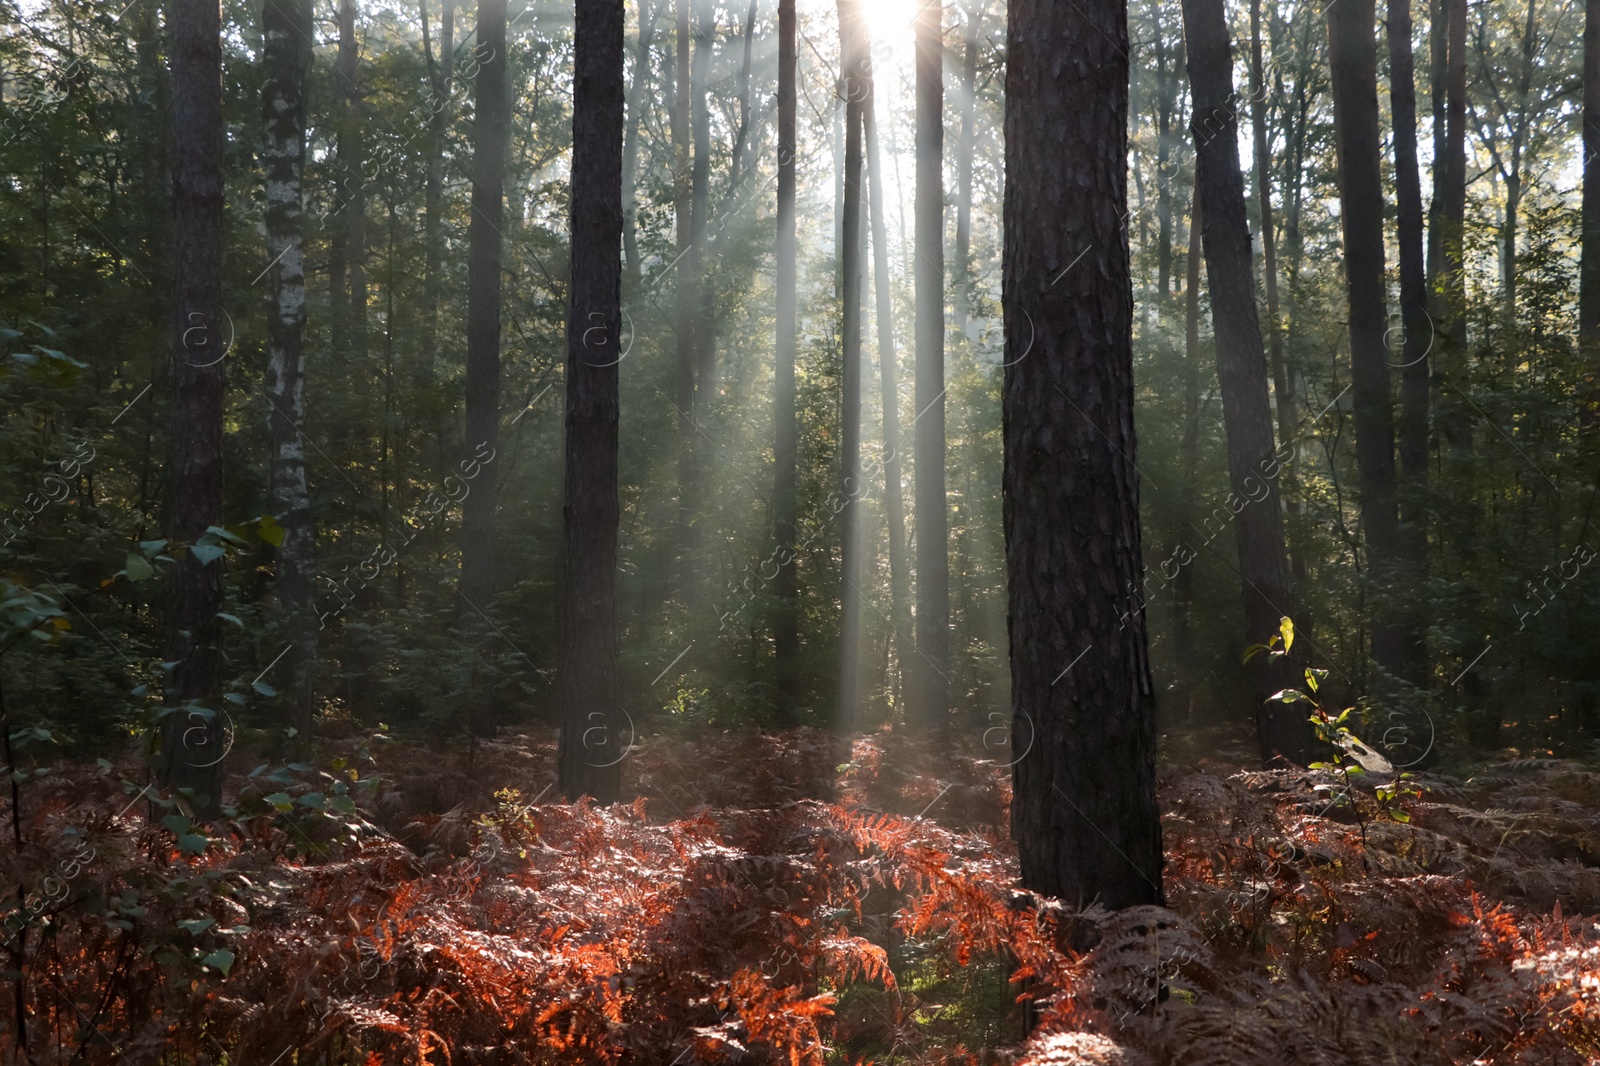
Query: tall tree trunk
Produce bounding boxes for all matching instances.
[772,0,800,667]
[1433,0,1470,458]
[162,0,228,819]
[673,0,699,593]
[1004,0,1162,912]
[1584,0,1600,363]
[952,0,981,337]
[556,0,625,803]
[911,0,948,733]
[1154,11,1183,300]
[1328,0,1406,686]
[262,0,317,750]
[622,0,656,288]
[423,0,454,360]
[1172,186,1202,675]
[1182,0,1306,766]
[837,0,865,731]
[729,0,758,188]
[339,0,368,367]
[1388,0,1431,691]
[1250,0,1305,585]
[459,0,508,738]
[866,77,910,713]
[691,0,714,403]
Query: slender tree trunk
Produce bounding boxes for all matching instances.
[1328,0,1406,686]
[622,0,656,288]
[262,0,317,750]
[837,0,865,731]
[691,0,714,403]
[339,0,368,367]
[1584,0,1600,366]
[730,0,758,187]
[162,0,228,819]
[1436,0,1470,457]
[952,0,981,337]
[1172,186,1202,675]
[1154,12,1182,300]
[773,0,800,668]
[673,0,699,593]
[866,79,910,712]
[1005,0,1162,914]
[556,0,625,803]
[459,0,508,738]
[1388,0,1430,691]
[911,0,948,733]
[423,0,454,360]
[1182,0,1306,765]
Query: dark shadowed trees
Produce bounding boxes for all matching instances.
[162,0,228,818]
[1328,0,1406,687]
[556,0,625,804]
[458,0,509,738]
[1004,0,1163,910]
[1181,0,1307,765]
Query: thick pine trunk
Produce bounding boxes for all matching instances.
[1172,187,1202,676]
[1004,0,1162,911]
[459,0,508,738]
[865,86,910,711]
[1328,0,1407,687]
[911,0,948,733]
[262,0,317,749]
[773,0,799,667]
[837,0,865,731]
[556,0,625,804]
[163,0,228,818]
[1388,0,1431,692]
[1182,0,1307,766]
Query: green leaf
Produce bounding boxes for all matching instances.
[257,516,284,547]
[216,612,245,630]
[189,543,225,566]
[1242,643,1269,665]
[251,681,277,697]
[176,833,208,856]
[296,792,326,810]
[139,539,168,556]
[1279,616,1295,653]
[1303,668,1319,694]
[179,917,216,936]
[1267,689,1307,704]
[202,948,235,975]
[162,814,190,836]
[263,792,293,812]
[124,552,154,582]
[1389,810,1411,823]
[205,525,248,547]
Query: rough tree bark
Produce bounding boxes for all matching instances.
[1005,0,1163,911]
[911,0,948,733]
[162,0,228,818]
[837,0,865,731]
[1388,0,1430,691]
[1182,0,1307,765]
[1172,186,1202,675]
[1328,0,1407,686]
[262,0,317,749]
[556,0,625,804]
[458,0,508,738]
[865,75,910,709]
[772,0,799,666]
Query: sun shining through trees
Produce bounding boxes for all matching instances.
[5,0,1600,1060]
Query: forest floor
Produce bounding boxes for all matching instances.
[5,723,1600,1064]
